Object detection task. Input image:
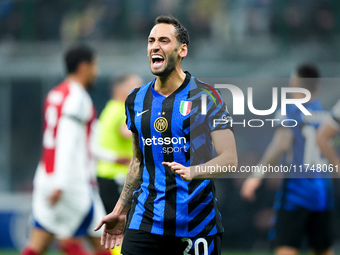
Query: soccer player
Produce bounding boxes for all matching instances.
[96,74,143,214]
[241,64,334,255]
[21,45,111,255]
[316,99,340,168]
[94,15,238,255]
[94,74,142,255]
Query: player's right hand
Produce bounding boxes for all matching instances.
[48,189,62,206]
[94,212,126,250]
[240,178,262,202]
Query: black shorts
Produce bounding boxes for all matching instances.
[97,177,120,214]
[273,208,333,252]
[121,229,222,255]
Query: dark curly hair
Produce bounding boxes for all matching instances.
[295,63,320,92]
[155,15,190,46]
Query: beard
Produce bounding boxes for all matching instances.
[85,72,98,91]
[86,82,95,92]
[85,77,96,91]
[150,48,178,77]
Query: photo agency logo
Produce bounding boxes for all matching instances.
[201,84,312,128]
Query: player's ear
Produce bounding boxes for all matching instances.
[178,44,188,58]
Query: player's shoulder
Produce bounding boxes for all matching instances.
[191,77,212,90]
[46,81,70,105]
[65,81,89,104]
[284,99,326,126]
[285,99,322,117]
[190,77,221,96]
[189,77,224,108]
[62,81,92,119]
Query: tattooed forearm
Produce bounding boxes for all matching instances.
[119,156,141,207]
[118,133,142,209]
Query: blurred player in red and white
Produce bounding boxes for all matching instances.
[21,45,110,255]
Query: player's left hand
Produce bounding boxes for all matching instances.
[162,162,192,181]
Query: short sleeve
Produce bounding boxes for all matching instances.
[125,88,137,133]
[62,86,91,123]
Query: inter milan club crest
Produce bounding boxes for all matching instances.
[180,101,192,116]
[154,117,168,133]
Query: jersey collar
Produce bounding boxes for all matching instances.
[150,71,191,101]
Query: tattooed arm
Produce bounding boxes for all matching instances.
[115,132,143,212]
[94,133,142,249]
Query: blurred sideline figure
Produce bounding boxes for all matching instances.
[241,64,334,255]
[96,74,143,214]
[21,45,110,255]
[94,74,142,255]
[317,99,340,168]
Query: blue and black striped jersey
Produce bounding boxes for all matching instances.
[125,72,232,237]
[275,100,333,212]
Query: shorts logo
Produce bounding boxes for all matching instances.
[154,117,168,133]
[180,101,192,116]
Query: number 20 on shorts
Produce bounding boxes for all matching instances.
[181,237,208,255]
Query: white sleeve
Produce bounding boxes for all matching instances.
[53,88,86,189]
[61,85,90,122]
[89,120,118,162]
[53,115,82,189]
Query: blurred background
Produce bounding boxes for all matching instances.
[0,0,340,253]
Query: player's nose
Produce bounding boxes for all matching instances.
[149,41,161,52]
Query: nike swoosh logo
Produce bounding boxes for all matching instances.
[136,109,149,117]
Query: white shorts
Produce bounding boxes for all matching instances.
[32,186,106,239]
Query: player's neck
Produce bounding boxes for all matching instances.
[66,74,88,89]
[154,68,186,97]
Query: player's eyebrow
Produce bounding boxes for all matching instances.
[148,36,171,41]
[159,36,170,41]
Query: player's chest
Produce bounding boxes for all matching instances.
[136,97,194,136]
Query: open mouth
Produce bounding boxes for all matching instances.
[151,55,165,68]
